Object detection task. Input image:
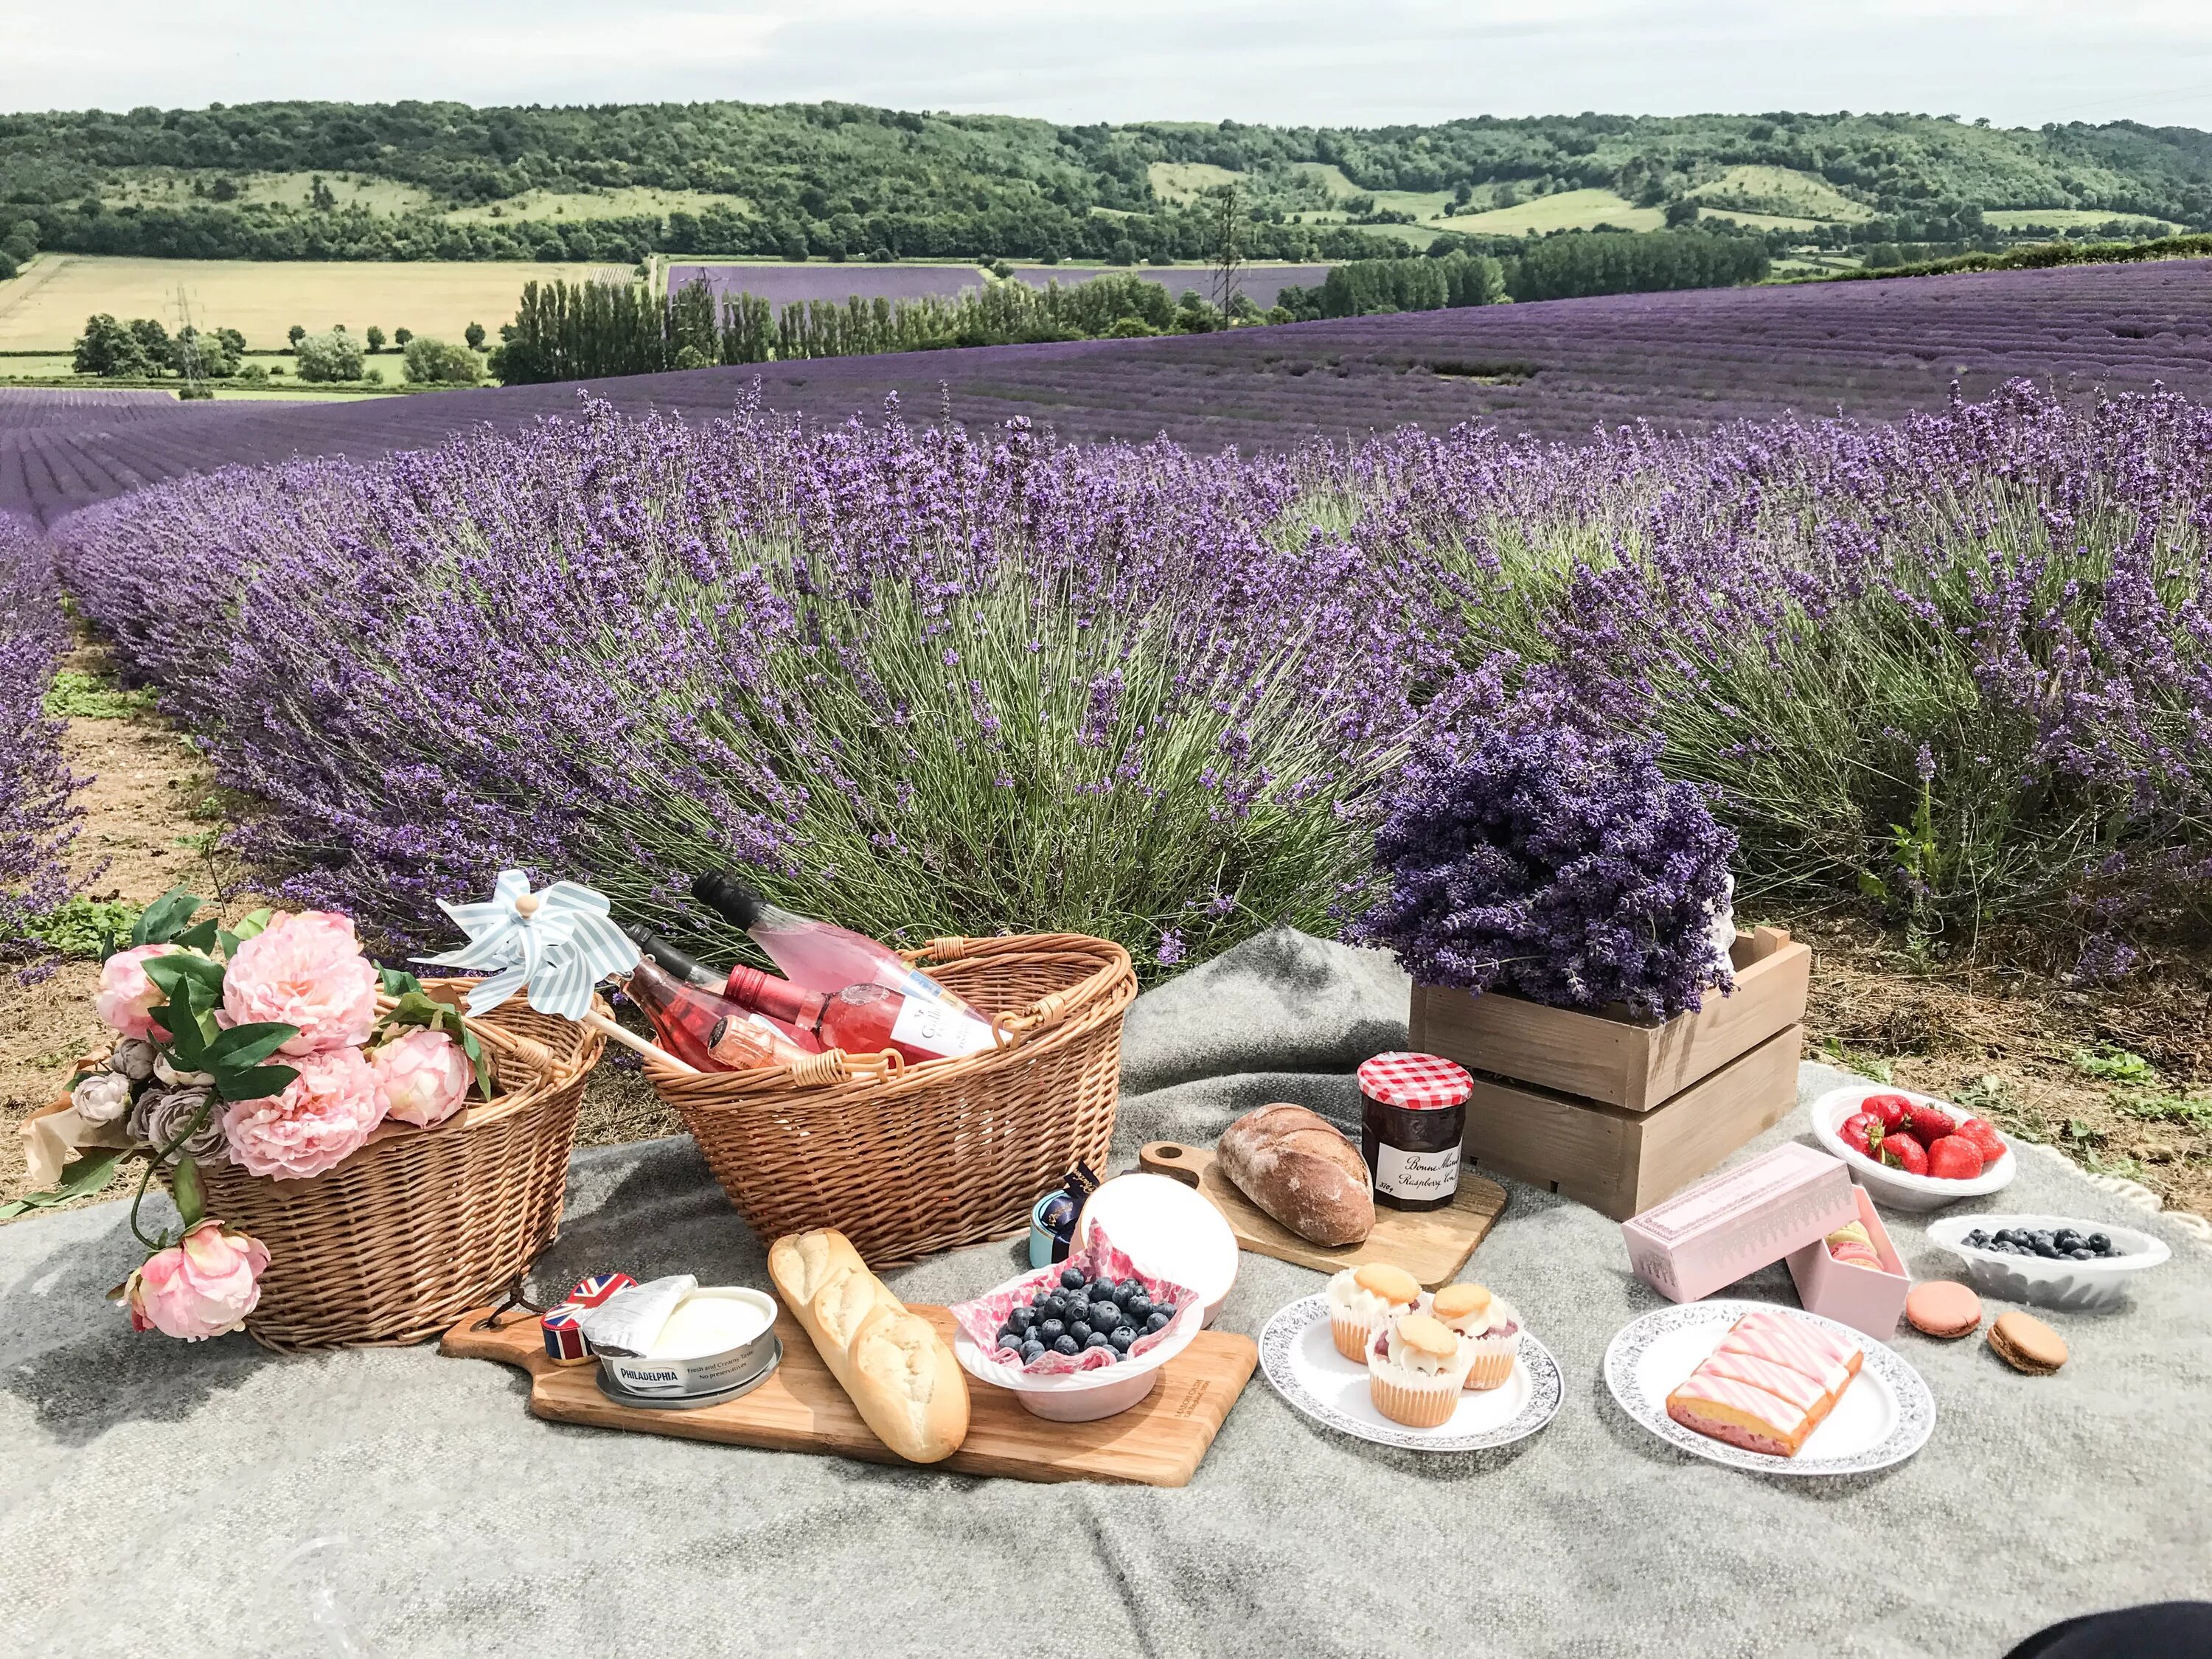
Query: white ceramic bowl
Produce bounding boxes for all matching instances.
[952,1275,1207,1422]
[1809,1084,2017,1212]
[1927,1212,2171,1312]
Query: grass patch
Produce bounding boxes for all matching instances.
[1147,162,1243,204]
[27,894,141,959]
[43,669,155,719]
[2072,1044,2157,1084]
[1687,165,1875,223]
[1437,189,1665,236]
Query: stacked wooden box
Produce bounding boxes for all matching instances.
[1408,927,1811,1221]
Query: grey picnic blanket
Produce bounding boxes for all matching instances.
[5,930,2208,1658]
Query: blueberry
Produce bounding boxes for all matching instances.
[1085,1299,1116,1328]
[1021,1340,1045,1363]
[1007,1307,1034,1332]
[1061,1267,1087,1290]
[2034,1242,2062,1259]
[1144,1310,1170,1333]
[1070,1321,1093,1343]
[1088,1279,1117,1302]
[1052,1335,1080,1356]
[997,1328,1023,1351]
[1126,1294,1153,1323]
[1111,1283,1137,1307]
[1037,1318,1065,1341]
[1084,1329,1112,1349]
[1109,1326,1135,1351]
[2070,1248,2096,1260]
[2089,1232,2112,1252]
[1964,1230,1989,1247]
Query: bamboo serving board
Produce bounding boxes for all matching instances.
[441,1304,1256,1488]
[1135,1141,1506,1289]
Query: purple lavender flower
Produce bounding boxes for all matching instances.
[0,517,86,975]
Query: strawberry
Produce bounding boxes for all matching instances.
[1955,1117,2007,1163]
[1862,1093,1914,1134]
[1880,1131,1929,1176]
[1905,1101,1958,1145]
[1927,1135,1986,1180]
[1838,1110,1884,1161]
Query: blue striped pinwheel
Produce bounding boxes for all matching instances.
[414,872,693,1070]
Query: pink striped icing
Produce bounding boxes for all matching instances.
[1666,1372,1811,1441]
[1700,1347,1830,1414]
[1717,1313,1862,1396]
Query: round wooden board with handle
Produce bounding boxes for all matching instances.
[1136,1141,1506,1289]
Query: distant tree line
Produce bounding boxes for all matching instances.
[1273,233,1765,320]
[490,272,1253,385]
[1276,250,1507,318]
[1829,229,2212,283]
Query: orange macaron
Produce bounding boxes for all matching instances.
[1904,1279,1983,1339]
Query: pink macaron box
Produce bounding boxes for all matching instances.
[1786,1184,1911,1338]
[1621,1142,1860,1304]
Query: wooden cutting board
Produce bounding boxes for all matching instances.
[1136,1141,1506,1289]
[441,1303,1256,1488]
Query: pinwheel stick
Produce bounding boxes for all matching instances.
[582,1009,698,1073]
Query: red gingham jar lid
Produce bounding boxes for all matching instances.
[1357,1051,1473,1110]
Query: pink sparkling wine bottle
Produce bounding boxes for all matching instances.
[690,872,984,1021]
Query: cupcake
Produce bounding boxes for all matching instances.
[1326,1263,1422,1363]
[1430,1282,1522,1391]
[1366,1312,1473,1428]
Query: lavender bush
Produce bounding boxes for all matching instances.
[1354,729,1737,1018]
[55,399,1492,974]
[0,515,85,970]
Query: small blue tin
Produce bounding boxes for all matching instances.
[1029,1192,1062,1270]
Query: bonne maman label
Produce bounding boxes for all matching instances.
[1375,1141,1461,1201]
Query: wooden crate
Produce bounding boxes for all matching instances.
[1408,927,1809,1113]
[1454,1023,1804,1221]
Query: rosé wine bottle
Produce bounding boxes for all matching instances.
[625,930,824,1053]
[620,950,815,1073]
[724,965,999,1065]
[691,872,982,1020]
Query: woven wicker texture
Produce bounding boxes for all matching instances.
[647,934,1136,1266]
[187,983,604,1351]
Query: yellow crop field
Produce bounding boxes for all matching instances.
[1147,162,1242,204]
[1439,189,1664,236]
[104,171,438,215]
[0,254,622,350]
[1688,166,1874,223]
[1696,207,1823,232]
[1983,207,2183,232]
[445,187,755,223]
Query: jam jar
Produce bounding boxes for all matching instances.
[1356,1051,1475,1211]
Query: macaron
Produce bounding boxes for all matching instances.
[1353,1263,1422,1307]
[1905,1279,1983,1340]
[1431,1283,1492,1323]
[1989,1310,2067,1375]
[1393,1312,1458,1360]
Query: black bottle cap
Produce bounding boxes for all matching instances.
[692,869,765,929]
[624,926,706,981]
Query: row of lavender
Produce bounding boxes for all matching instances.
[0,516,83,970]
[46,381,2212,975]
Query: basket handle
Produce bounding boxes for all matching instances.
[636,1043,903,1089]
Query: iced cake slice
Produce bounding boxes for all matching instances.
[1666,1311,1866,1459]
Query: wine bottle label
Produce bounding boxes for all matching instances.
[898,964,972,1012]
[889,994,998,1058]
[1374,1141,1461,1202]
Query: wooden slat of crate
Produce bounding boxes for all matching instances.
[1458,1023,1804,1220]
[1409,927,1810,1112]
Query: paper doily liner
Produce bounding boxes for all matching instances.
[950,1222,1199,1375]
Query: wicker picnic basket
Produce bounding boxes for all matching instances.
[645,933,1138,1266]
[181,981,605,1352]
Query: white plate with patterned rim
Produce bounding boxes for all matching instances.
[1259,1293,1563,1453]
[1603,1299,1935,1477]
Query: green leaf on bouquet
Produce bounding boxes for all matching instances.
[129,887,203,948]
[378,966,425,998]
[0,1149,125,1220]
[218,908,274,958]
[215,1061,297,1103]
[203,1021,299,1070]
[170,1155,205,1230]
[173,917,221,953]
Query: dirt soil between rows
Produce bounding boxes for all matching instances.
[4,674,2207,1223]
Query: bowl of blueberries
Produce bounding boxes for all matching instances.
[1926,1212,2172,1312]
[950,1260,1205,1421]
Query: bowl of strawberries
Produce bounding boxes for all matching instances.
[1809,1083,2017,1211]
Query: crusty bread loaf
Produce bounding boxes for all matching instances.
[1216,1103,1375,1246]
[768,1228,969,1463]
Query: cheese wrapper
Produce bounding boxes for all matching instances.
[575,1274,696,1357]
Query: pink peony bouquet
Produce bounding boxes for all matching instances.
[21,884,494,1343]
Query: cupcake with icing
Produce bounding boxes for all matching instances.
[1429,1283,1522,1391]
[1326,1263,1422,1363]
[1366,1312,1473,1428]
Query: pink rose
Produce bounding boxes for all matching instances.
[96,944,177,1043]
[125,1220,269,1340]
[220,911,380,1056]
[221,1046,384,1180]
[372,1028,471,1128]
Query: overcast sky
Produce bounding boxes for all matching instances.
[4,1,2211,130]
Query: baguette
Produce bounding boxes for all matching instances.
[768,1228,969,1464]
[1217,1103,1375,1246]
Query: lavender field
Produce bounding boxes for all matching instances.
[7,260,2212,529]
[46,374,2212,981]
